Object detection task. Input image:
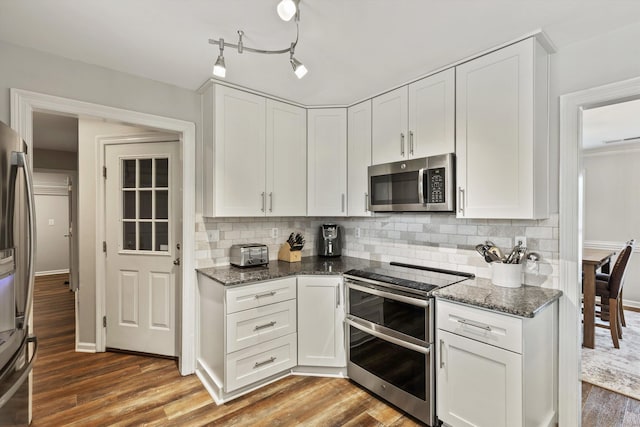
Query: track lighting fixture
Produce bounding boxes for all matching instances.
[212,40,226,78]
[208,0,307,79]
[277,0,298,22]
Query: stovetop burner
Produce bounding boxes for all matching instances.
[344,262,473,295]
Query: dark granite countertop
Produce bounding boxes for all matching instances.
[197,256,382,286]
[432,277,563,318]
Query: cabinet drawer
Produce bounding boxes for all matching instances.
[226,277,297,314]
[225,333,297,392]
[227,299,297,353]
[437,300,522,353]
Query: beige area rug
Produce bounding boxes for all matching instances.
[582,309,640,400]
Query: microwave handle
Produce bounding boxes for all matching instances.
[418,168,425,204]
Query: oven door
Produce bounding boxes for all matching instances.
[345,279,434,425]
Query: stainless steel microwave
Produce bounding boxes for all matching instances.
[368,154,455,212]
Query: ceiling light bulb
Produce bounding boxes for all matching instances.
[277,0,297,21]
[213,54,226,78]
[290,57,307,79]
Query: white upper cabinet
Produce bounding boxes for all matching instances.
[408,68,455,158]
[307,108,347,216]
[372,68,455,165]
[202,84,307,217]
[266,99,307,217]
[213,85,266,217]
[372,87,408,164]
[347,100,372,217]
[456,37,549,219]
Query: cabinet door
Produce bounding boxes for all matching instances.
[215,85,266,216]
[266,100,307,216]
[456,39,535,219]
[372,86,408,164]
[347,100,372,217]
[307,109,347,216]
[408,68,455,158]
[297,276,346,367]
[437,329,522,427]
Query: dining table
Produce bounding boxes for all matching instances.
[582,248,616,348]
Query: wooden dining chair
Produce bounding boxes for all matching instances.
[596,239,635,329]
[594,241,634,348]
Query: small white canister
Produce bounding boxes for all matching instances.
[491,262,523,288]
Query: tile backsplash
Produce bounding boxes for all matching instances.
[196,213,559,288]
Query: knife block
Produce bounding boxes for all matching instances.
[278,244,302,263]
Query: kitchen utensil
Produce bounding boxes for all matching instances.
[487,246,504,262]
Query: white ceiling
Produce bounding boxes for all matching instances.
[2,1,640,105]
[583,98,640,150]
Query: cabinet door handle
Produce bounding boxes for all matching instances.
[336,284,340,308]
[439,339,445,368]
[400,133,405,156]
[341,194,345,213]
[457,318,492,332]
[409,131,414,156]
[269,192,273,213]
[261,192,266,213]
[254,321,277,331]
[458,187,465,215]
[254,356,277,368]
[364,193,369,212]
[254,291,276,299]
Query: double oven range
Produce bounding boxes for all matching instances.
[344,263,472,426]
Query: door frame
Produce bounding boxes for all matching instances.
[98,134,181,356]
[558,75,640,426]
[10,88,197,375]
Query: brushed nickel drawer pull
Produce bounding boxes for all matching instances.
[254,356,277,368]
[254,291,276,299]
[254,321,276,331]
[457,319,492,331]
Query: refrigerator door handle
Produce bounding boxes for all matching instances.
[0,335,37,408]
[12,151,36,326]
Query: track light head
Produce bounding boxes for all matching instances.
[213,40,226,78]
[277,0,298,22]
[290,56,307,79]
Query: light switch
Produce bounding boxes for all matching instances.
[48,219,55,226]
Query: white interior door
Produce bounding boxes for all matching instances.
[104,141,181,357]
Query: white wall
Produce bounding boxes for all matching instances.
[0,40,201,345]
[34,172,70,274]
[549,21,640,213]
[583,147,640,306]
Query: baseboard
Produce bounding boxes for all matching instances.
[76,342,97,353]
[35,269,70,277]
[623,301,640,312]
[292,365,347,378]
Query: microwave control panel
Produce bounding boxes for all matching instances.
[426,168,445,204]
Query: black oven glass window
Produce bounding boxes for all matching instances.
[370,171,420,206]
[349,326,427,400]
[349,288,426,341]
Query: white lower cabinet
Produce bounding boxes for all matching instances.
[436,300,558,427]
[297,276,346,367]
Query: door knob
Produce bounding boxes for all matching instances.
[173,258,181,266]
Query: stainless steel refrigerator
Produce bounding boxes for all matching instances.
[0,121,37,426]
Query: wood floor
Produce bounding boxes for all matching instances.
[31,274,421,426]
[32,274,640,426]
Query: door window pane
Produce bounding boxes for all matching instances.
[139,159,153,188]
[156,158,168,188]
[156,191,168,219]
[139,222,152,251]
[139,191,152,219]
[123,222,136,250]
[123,191,136,219]
[156,222,168,251]
[123,160,136,188]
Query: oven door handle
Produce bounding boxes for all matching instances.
[345,281,429,308]
[346,318,430,355]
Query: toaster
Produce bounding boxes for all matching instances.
[230,243,269,267]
